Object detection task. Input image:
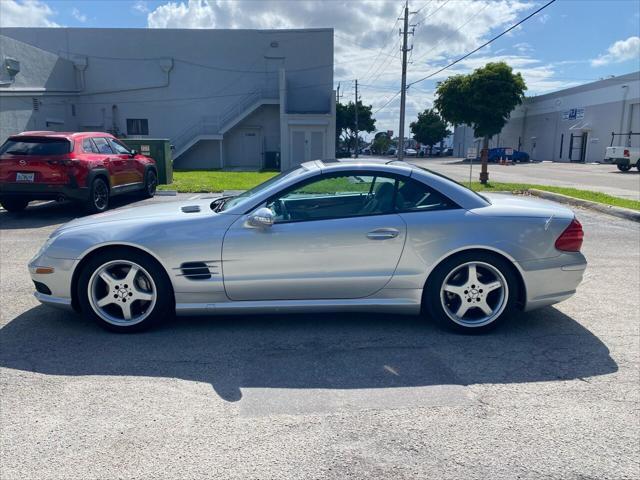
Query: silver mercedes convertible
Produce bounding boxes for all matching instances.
[29,160,586,333]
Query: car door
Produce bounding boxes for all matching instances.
[222,172,407,301]
[92,137,125,187]
[108,138,143,184]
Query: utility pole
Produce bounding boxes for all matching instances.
[397,1,412,161]
[336,82,341,104]
[354,79,359,159]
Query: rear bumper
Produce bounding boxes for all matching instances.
[518,253,587,311]
[0,182,89,202]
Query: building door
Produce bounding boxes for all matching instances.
[290,128,326,164]
[569,132,587,163]
[242,130,261,168]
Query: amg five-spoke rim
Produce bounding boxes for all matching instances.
[440,261,508,328]
[88,260,157,326]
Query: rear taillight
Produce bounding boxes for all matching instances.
[555,218,584,252]
[624,149,630,157]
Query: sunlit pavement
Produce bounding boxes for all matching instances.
[1,194,638,479]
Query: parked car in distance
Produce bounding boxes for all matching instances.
[404,148,418,157]
[29,159,586,334]
[605,145,640,172]
[386,147,397,156]
[0,131,157,213]
[486,147,530,163]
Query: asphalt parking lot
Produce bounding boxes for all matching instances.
[1,194,639,479]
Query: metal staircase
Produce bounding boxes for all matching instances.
[172,89,279,159]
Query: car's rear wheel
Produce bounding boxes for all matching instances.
[0,198,29,213]
[86,177,110,214]
[617,164,631,172]
[424,252,518,333]
[636,160,640,172]
[142,169,157,198]
[77,249,173,332]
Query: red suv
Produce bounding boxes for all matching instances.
[0,131,157,213]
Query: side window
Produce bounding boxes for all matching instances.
[92,137,114,154]
[82,138,98,153]
[126,119,149,135]
[108,138,131,155]
[266,173,397,223]
[396,179,457,212]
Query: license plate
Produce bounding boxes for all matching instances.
[16,172,35,182]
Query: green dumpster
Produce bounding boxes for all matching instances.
[120,138,173,184]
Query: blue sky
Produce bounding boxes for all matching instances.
[1,0,639,132]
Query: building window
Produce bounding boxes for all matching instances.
[126,118,149,135]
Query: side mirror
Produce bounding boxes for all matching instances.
[130,149,138,156]
[247,207,274,228]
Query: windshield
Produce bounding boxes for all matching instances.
[215,166,309,212]
[0,137,72,156]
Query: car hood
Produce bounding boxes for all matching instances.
[52,198,219,235]
[473,193,575,219]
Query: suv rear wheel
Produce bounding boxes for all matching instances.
[617,163,631,172]
[142,169,157,198]
[86,177,110,214]
[0,198,29,213]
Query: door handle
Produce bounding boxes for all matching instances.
[367,228,400,240]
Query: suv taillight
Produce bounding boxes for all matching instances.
[624,149,630,157]
[555,218,584,252]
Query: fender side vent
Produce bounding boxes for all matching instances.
[179,261,214,280]
[181,205,201,213]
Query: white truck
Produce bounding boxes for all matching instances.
[605,133,640,172]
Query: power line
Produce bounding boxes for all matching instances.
[412,0,451,27]
[410,0,489,64]
[408,0,558,88]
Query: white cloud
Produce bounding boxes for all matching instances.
[0,0,59,27]
[71,7,87,23]
[538,13,550,24]
[591,36,640,67]
[133,1,149,14]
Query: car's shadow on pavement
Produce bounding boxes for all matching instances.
[0,195,154,230]
[0,306,617,402]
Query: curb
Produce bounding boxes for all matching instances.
[155,190,177,196]
[526,188,640,223]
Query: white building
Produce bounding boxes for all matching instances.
[453,72,640,163]
[0,27,336,171]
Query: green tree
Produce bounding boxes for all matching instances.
[372,132,392,154]
[409,109,451,153]
[434,62,526,183]
[336,100,376,154]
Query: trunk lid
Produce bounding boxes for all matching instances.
[472,193,575,219]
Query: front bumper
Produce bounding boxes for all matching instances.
[28,253,77,311]
[0,182,89,202]
[518,253,587,311]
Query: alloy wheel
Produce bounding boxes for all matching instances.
[88,260,157,326]
[94,180,109,210]
[440,261,509,328]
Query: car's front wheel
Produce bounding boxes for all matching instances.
[77,249,174,332]
[0,198,29,212]
[424,252,518,333]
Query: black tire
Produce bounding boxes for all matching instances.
[142,169,157,198]
[636,160,640,172]
[77,248,174,333]
[617,163,631,172]
[0,198,29,212]
[423,251,519,334]
[86,177,110,214]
